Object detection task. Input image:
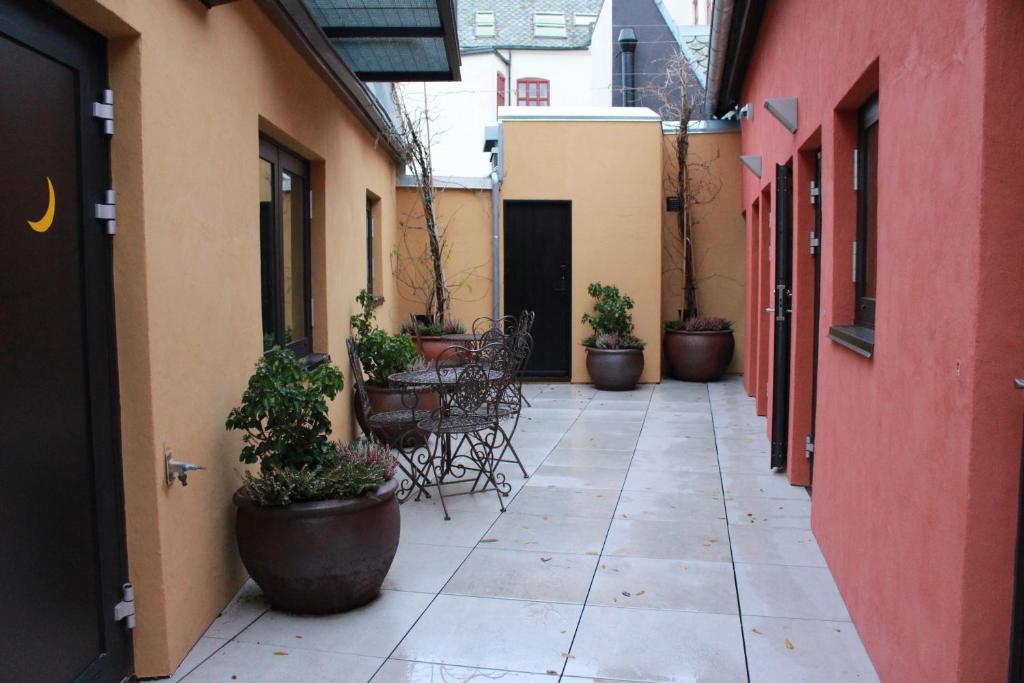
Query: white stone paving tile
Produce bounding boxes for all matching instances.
[195,382,875,683]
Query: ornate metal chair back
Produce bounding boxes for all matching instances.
[436,342,511,419]
[346,337,374,420]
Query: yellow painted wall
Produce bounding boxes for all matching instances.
[500,119,664,383]
[394,186,494,327]
[661,131,747,373]
[56,1,400,676]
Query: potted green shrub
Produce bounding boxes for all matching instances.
[663,316,735,382]
[350,290,437,439]
[226,348,400,614]
[582,283,646,391]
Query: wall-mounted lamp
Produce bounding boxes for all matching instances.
[740,155,763,177]
[764,97,798,133]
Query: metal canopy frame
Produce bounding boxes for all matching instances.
[304,0,461,81]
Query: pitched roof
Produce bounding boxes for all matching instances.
[457,0,605,51]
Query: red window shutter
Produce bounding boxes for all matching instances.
[497,72,506,106]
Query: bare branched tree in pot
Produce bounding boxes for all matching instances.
[391,85,450,326]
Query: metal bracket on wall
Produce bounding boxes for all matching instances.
[809,181,819,204]
[113,583,135,629]
[853,149,860,191]
[165,450,206,486]
[809,232,820,255]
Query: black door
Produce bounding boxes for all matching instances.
[1010,379,1024,682]
[0,2,131,682]
[504,200,572,380]
[770,163,793,469]
[807,151,823,482]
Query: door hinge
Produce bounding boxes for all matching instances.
[809,181,820,204]
[113,583,135,629]
[805,434,815,458]
[851,241,858,282]
[92,89,114,135]
[95,189,116,235]
[852,149,860,191]
[809,232,820,255]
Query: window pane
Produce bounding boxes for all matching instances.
[539,82,548,98]
[864,121,878,298]
[518,82,526,98]
[259,158,276,350]
[281,170,306,344]
[529,82,537,97]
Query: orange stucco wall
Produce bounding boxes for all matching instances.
[394,186,494,328]
[500,118,663,383]
[661,130,746,374]
[55,0,401,676]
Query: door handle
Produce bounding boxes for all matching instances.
[554,264,567,292]
[765,307,775,313]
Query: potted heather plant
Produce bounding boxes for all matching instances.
[350,290,437,440]
[581,283,646,391]
[664,316,735,381]
[226,348,400,614]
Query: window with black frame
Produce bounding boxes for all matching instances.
[259,138,312,357]
[856,95,879,328]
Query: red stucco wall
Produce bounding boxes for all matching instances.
[737,0,1024,680]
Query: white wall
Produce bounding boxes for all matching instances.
[399,51,506,178]
[589,0,613,106]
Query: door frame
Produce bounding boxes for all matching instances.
[0,1,132,679]
[808,150,823,483]
[770,162,794,469]
[502,199,573,381]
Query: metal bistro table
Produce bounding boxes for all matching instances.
[389,364,511,519]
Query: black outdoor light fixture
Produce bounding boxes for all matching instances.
[618,27,638,107]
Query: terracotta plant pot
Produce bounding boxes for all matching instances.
[354,384,439,446]
[415,334,475,364]
[234,478,400,614]
[663,329,735,382]
[585,347,645,391]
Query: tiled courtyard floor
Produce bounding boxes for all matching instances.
[168,378,879,682]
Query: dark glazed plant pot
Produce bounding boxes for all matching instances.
[234,478,400,614]
[354,384,439,446]
[663,329,735,382]
[586,348,645,391]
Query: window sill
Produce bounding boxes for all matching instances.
[827,325,874,358]
[299,352,330,369]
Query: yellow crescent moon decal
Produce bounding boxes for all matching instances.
[27,177,56,233]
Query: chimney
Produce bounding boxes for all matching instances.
[617,27,638,107]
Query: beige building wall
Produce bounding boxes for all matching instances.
[394,186,494,327]
[661,130,747,373]
[500,116,664,383]
[56,1,401,676]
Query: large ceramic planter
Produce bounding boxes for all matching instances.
[663,329,735,382]
[415,334,474,364]
[354,384,439,446]
[585,347,644,391]
[234,478,400,614]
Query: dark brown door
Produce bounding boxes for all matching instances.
[0,1,131,681]
[504,201,572,380]
[770,163,793,469]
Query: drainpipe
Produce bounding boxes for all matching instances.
[617,28,638,107]
[490,168,500,320]
[704,0,735,117]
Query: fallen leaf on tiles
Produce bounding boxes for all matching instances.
[586,551,599,555]
[273,651,288,656]
[751,628,762,635]
[560,652,576,660]
[540,557,552,562]
[546,670,559,675]
[622,591,632,597]
[543,515,549,521]
[480,538,499,543]
[785,639,795,650]
[635,590,646,596]
[295,635,303,639]
[746,513,753,516]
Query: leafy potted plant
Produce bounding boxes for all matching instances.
[350,290,437,440]
[582,283,646,391]
[664,316,734,382]
[227,348,400,614]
